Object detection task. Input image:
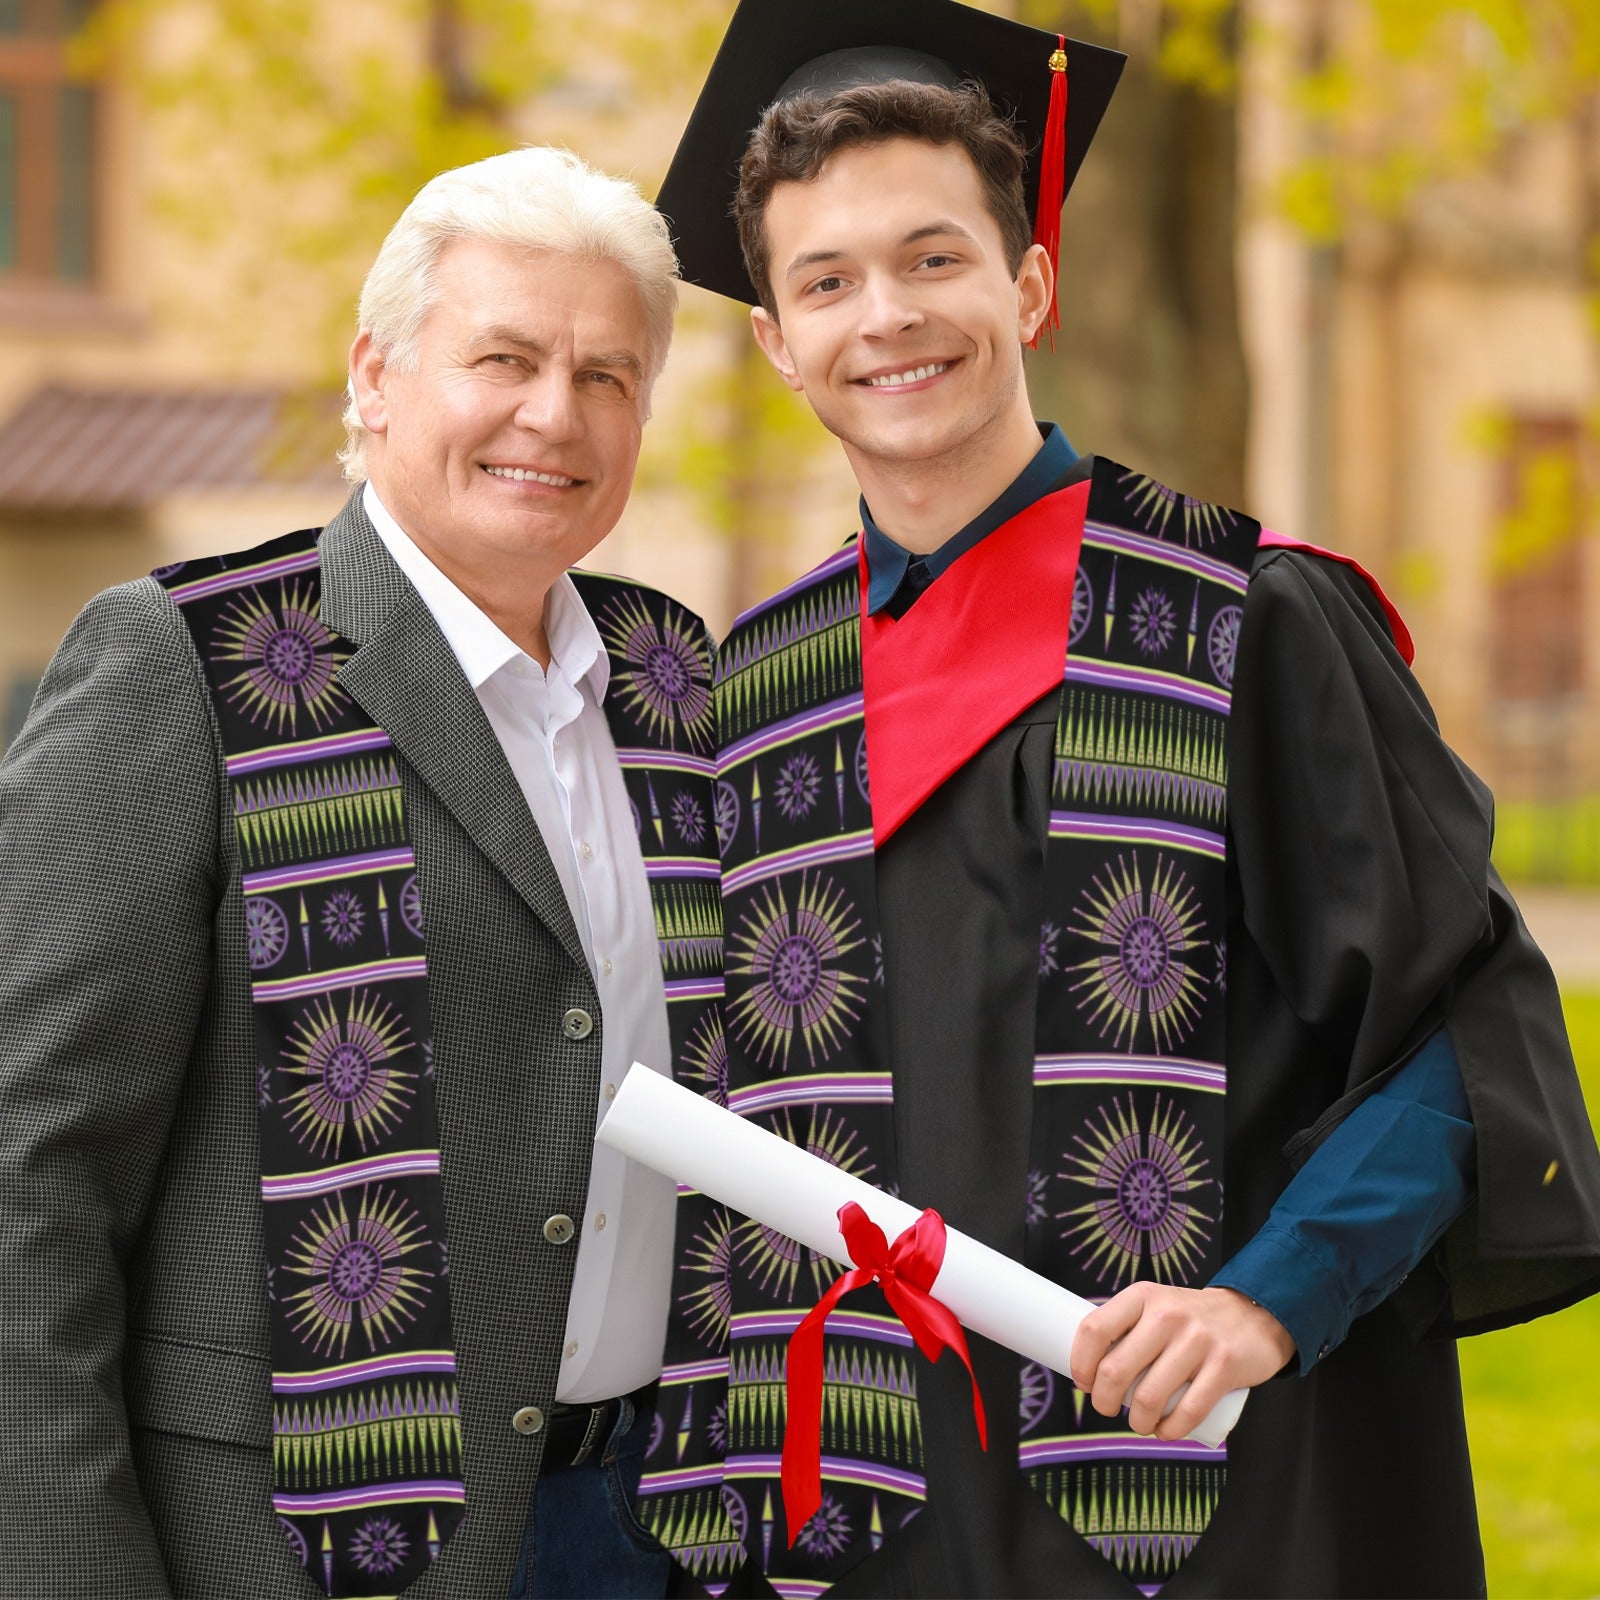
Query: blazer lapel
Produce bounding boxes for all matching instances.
[317,493,589,973]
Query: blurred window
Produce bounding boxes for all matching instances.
[0,0,98,285]
[1490,416,1588,706]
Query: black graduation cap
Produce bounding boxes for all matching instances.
[657,0,1127,315]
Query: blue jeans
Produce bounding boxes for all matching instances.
[508,1391,672,1599]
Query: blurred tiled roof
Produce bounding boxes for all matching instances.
[0,385,347,513]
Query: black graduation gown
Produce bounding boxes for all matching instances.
[680,489,1600,1600]
[825,539,1600,1599]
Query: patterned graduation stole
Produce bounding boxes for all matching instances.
[157,541,725,1597]
[567,571,725,1121]
[1021,467,1257,1596]
[638,546,893,1598]
[157,532,463,1598]
[566,569,735,1564]
[641,458,1259,1599]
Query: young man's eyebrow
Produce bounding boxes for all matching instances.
[783,220,981,281]
[785,248,849,281]
[900,220,979,248]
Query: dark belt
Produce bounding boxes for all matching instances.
[543,1381,657,1470]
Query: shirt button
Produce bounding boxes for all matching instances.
[603,1083,617,1102]
[543,1214,576,1245]
[601,958,613,976]
[594,1213,607,1232]
[564,1340,579,1360]
[512,1405,545,1435]
[581,841,594,860]
[561,1007,593,1041]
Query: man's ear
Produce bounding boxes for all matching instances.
[1015,243,1055,346]
[751,305,805,393]
[349,330,390,436]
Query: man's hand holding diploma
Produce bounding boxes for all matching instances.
[1071,1283,1296,1440]
[597,1064,1250,1442]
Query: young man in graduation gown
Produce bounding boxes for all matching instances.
[632,3,1600,1597]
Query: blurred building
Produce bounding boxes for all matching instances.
[0,0,350,742]
[1239,0,1600,877]
[0,0,852,749]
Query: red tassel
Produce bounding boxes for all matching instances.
[1029,36,1069,352]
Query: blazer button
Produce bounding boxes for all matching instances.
[512,1405,545,1436]
[561,1007,594,1041]
[543,1214,576,1245]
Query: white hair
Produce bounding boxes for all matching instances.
[340,145,679,482]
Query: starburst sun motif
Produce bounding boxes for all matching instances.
[796,1494,852,1560]
[738,1107,875,1301]
[211,578,349,736]
[678,1205,737,1351]
[726,873,868,1072]
[683,1007,730,1107]
[1118,470,1239,548]
[280,1185,435,1360]
[1057,1093,1216,1291]
[1067,853,1207,1053]
[279,989,416,1159]
[596,592,714,754]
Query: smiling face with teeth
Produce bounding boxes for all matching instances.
[350,236,653,647]
[750,136,1053,544]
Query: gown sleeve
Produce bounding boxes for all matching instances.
[1227,548,1600,1337]
[1212,1025,1476,1369]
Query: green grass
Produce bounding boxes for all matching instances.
[1492,800,1600,887]
[1460,990,1600,1596]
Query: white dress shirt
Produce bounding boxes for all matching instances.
[364,483,675,1403]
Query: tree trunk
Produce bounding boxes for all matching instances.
[1028,12,1251,510]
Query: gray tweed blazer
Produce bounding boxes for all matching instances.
[0,494,672,1597]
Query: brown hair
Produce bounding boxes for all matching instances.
[735,79,1032,316]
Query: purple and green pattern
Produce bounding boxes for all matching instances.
[1025,465,1259,1593]
[647,458,1259,1597]
[568,573,741,1591]
[571,573,722,1035]
[575,574,723,1043]
[639,548,909,1600]
[158,530,462,1597]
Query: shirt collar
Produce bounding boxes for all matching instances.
[862,422,1078,615]
[362,481,609,701]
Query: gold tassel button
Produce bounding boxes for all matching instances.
[1049,47,1069,72]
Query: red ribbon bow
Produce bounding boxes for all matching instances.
[781,1203,988,1546]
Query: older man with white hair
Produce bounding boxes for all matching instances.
[0,147,720,1600]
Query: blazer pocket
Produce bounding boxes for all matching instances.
[124,1330,273,1450]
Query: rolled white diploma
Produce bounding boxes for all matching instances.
[598,1063,1245,1447]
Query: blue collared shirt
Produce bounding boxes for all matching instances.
[1212,1030,1475,1371]
[863,423,1079,616]
[860,426,1478,1370]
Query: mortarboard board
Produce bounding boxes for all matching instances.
[657,0,1127,331]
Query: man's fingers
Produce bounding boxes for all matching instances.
[1152,1355,1231,1442]
[1125,1328,1207,1436]
[1070,1284,1291,1438]
[1069,1284,1147,1393]
[1088,1311,1169,1421]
